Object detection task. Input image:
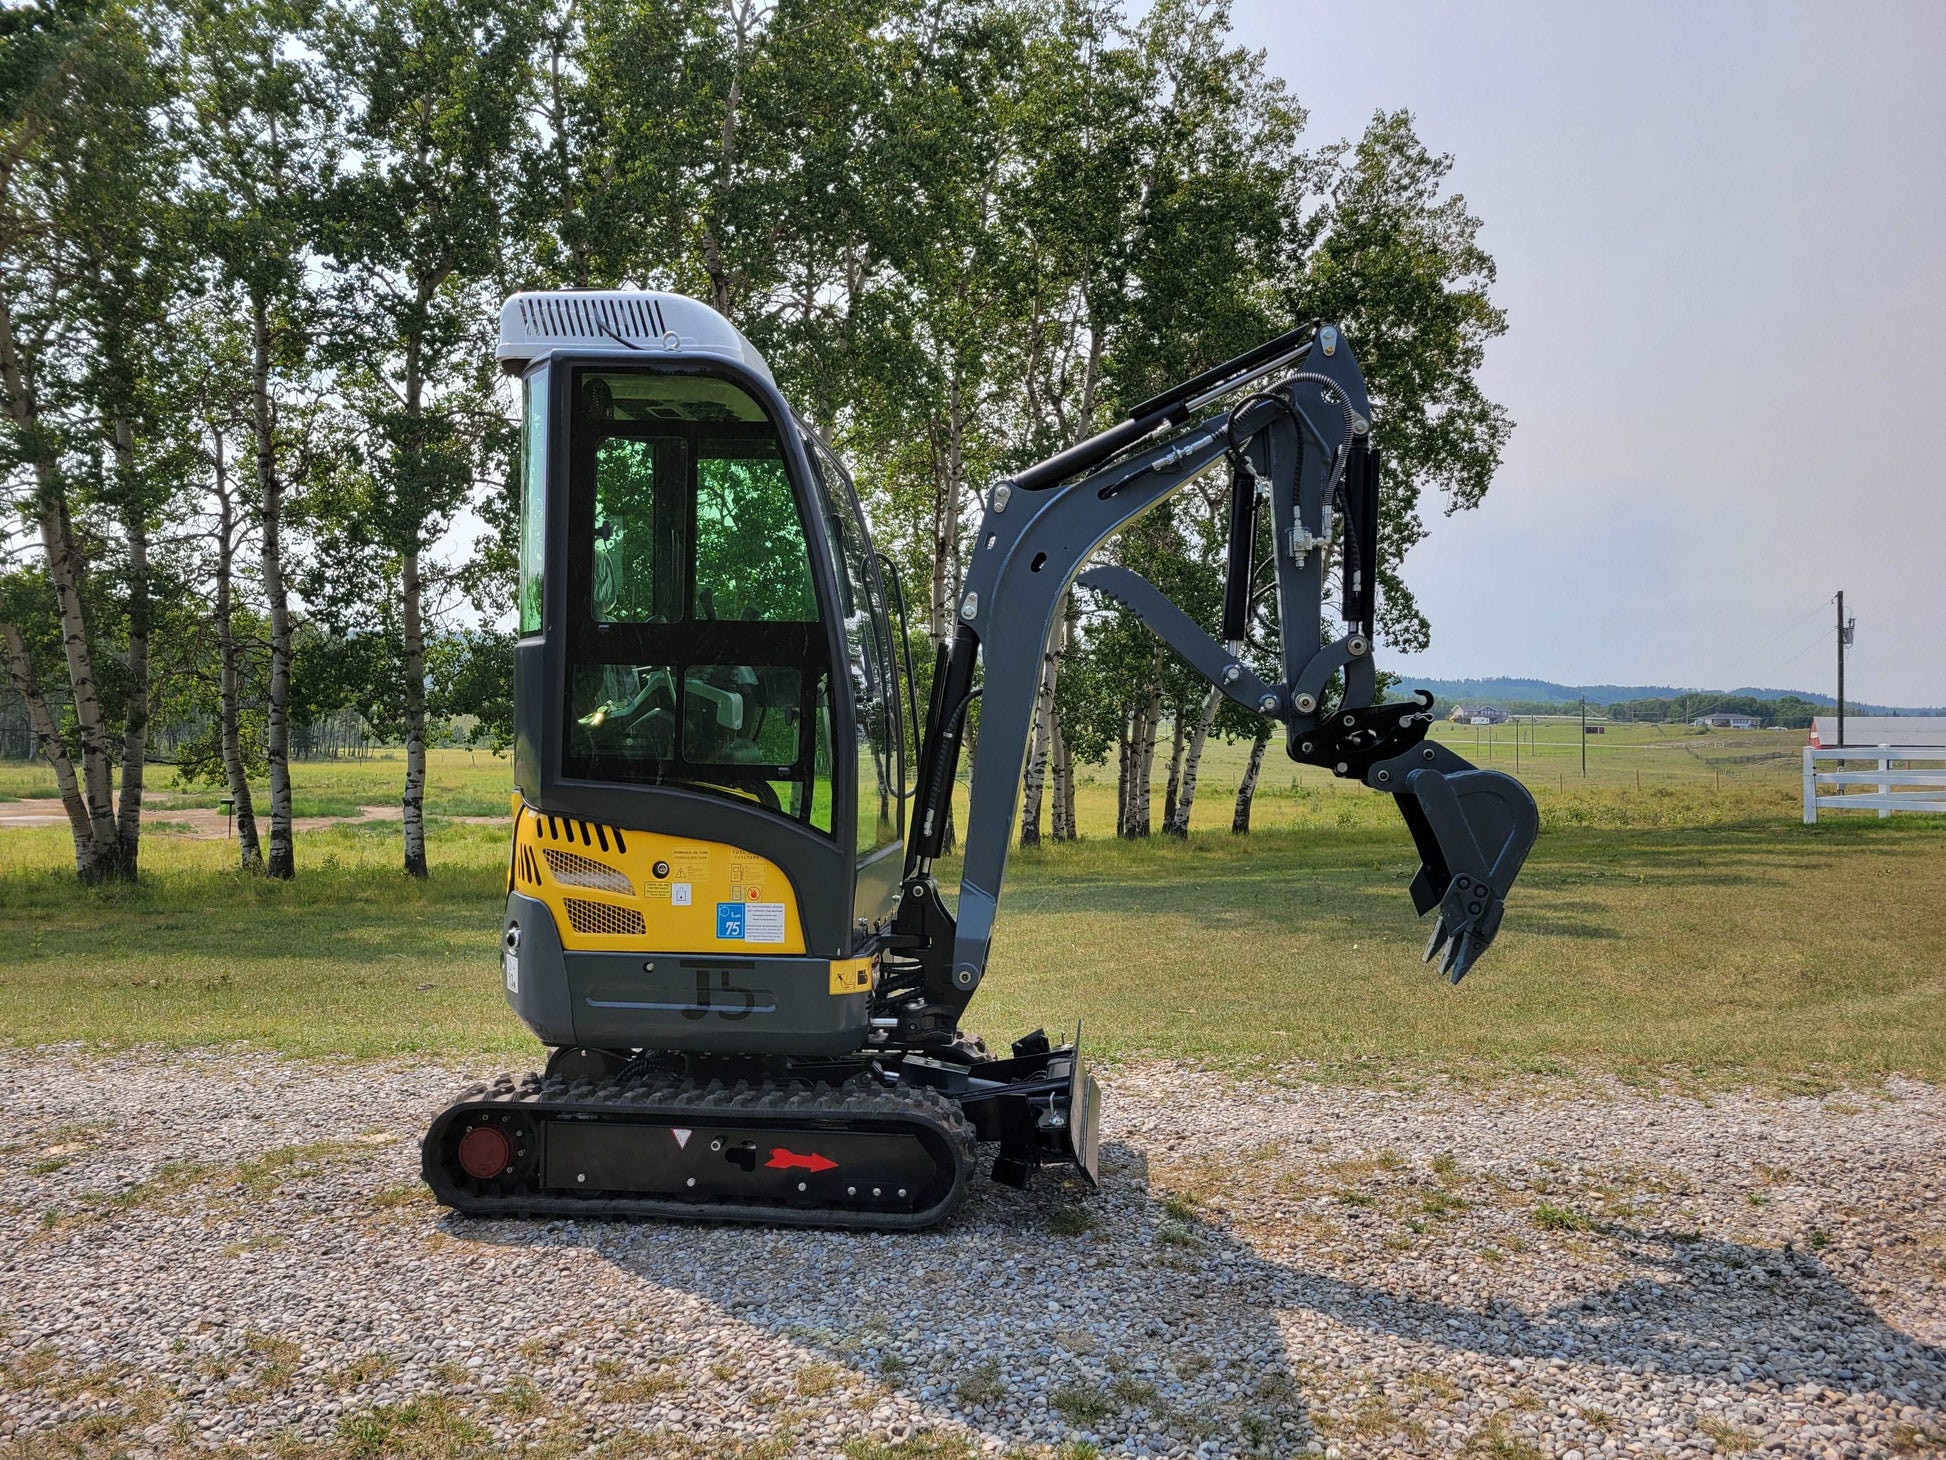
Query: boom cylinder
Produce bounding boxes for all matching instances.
[908,628,980,866]
[1221,456,1259,647]
[1340,440,1380,634]
[1006,323,1317,493]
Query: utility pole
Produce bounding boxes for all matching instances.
[1580,695,1587,778]
[1836,591,1856,747]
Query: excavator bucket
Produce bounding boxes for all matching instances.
[1381,752,1539,983]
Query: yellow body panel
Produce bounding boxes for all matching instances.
[510,801,807,955]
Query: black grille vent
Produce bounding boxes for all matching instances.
[536,816,626,853]
[542,848,632,895]
[518,294,668,342]
[563,898,646,937]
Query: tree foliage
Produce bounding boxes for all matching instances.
[0,0,1511,880]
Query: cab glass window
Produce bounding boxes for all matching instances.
[518,370,547,635]
[562,368,832,831]
[807,436,900,854]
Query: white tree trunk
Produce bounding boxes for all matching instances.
[2,625,93,869]
[1233,729,1269,835]
[1050,715,1073,841]
[1127,657,1163,837]
[1167,687,1222,837]
[111,411,149,877]
[1018,594,1064,847]
[212,429,263,871]
[402,547,429,877]
[1161,709,1186,831]
[0,287,113,875]
[254,298,295,879]
[39,495,121,875]
[1115,713,1132,836]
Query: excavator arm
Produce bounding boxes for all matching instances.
[886,324,1538,1043]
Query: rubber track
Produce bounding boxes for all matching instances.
[422,1072,977,1230]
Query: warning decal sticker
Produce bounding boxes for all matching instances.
[765,1148,837,1173]
[744,902,786,944]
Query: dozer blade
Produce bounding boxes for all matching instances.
[1052,1030,1102,1185]
[900,1024,1101,1190]
[1370,744,1538,982]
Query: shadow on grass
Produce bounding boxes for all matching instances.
[1504,915,1623,941]
[454,1139,1943,1456]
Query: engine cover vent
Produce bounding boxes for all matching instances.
[543,849,633,896]
[562,898,647,938]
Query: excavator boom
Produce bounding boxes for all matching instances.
[887,323,1537,1045]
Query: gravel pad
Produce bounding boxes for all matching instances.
[3,1048,1943,1459]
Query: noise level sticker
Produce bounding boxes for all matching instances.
[745,902,786,944]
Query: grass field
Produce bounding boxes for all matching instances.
[1,727,1941,1084]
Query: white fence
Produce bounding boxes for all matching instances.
[1803,745,1946,823]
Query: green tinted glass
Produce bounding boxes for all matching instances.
[591,437,681,623]
[518,372,547,634]
[694,449,816,622]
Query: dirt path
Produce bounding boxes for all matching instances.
[0,798,507,838]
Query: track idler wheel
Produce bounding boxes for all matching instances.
[435,1107,539,1196]
[457,1125,513,1179]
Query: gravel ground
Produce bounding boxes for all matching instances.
[2,1048,1942,1460]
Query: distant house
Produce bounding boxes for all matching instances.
[1692,713,1760,730]
[1811,716,1946,748]
[1461,706,1509,726]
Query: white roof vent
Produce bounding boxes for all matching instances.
[496,290,774,383]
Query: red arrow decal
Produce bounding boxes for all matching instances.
[765,1147,838,1173]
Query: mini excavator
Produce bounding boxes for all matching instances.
[422,290,1538,1229]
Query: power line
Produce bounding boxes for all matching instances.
[1737,598,1838,668]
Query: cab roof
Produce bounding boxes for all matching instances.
[496,290,775,384]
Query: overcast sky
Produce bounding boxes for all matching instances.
[1233,0,1946,705]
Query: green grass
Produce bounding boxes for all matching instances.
[0,819,526,1058]
[976,812,1946,1081]
[1,737,1943,1081]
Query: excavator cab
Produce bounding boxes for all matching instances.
[496,294,906,1062]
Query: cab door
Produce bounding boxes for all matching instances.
[804,432,906,929]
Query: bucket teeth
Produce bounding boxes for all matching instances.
[1423,917,1450,964]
